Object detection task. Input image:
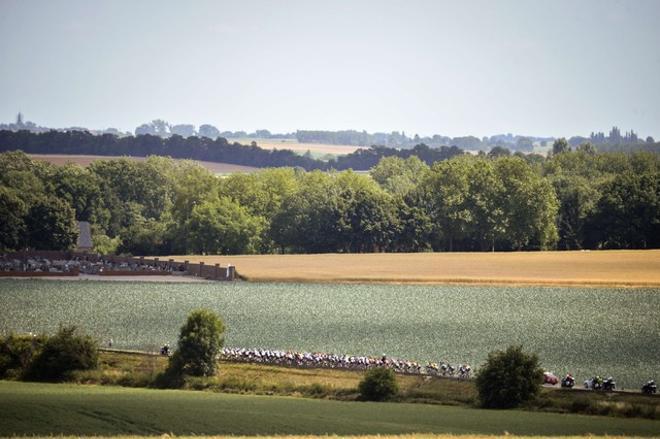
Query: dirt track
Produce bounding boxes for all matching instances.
[168,250,660,287]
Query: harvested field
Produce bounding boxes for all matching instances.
[235,138,363,155]
[28,154,257,174]
[169,250,660,287]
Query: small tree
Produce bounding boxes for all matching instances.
[27,326,98,381]
[476,345,543,408]
[169,309,225,377]
[358,367,398,401]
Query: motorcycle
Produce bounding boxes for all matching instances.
[585,376,603,390]
[642,380,657,395]
[602,376,616,392]
[561,375,575,388]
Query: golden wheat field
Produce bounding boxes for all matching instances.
[28,154,258,174]
[170,250,660,287]
[238,138,363,155]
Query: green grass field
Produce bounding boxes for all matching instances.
[1,381,658,436]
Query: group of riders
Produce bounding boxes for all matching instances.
[158,344,656,394]
[218,347,473,379]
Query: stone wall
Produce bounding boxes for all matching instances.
[0,251,236,281]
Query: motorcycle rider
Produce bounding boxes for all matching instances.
[642,379,657,395]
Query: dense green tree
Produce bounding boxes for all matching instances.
[119,215,170,255]
[24,196,78,250]
[424,158,472,251]
[465,159,506,251]
[270,172,348,253]
[219,168,299,220]
[168,309,225,377]
[551,175,600,249]
[586,172,659,249]
[339,186,398,252]
[0,187,27,251]
[493,157,559,250]
[391,195,434,252]
[476,345,543,409]
[370,156,429,196]
[46,164,103,222]
[0,333,47,379]
[27,326,98,381]
[186,197,263,254]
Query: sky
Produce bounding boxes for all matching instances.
[1,0,659,138]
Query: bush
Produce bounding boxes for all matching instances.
[27,326,98,381]
[358,367,398,401]
[0,333,47,379]
[476,345,543,408]
[167,309,225,377]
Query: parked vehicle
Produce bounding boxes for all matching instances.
[543,371,559,385]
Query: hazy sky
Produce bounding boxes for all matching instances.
[1,0,659,138]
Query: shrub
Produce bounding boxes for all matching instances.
[27,326,98,381]
[167,309,225,377]
[358,367,398,401]
[476,345,543,408]
[0,333,47,379]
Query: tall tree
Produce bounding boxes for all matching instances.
[24,196,78,250]
[186,197,263,254]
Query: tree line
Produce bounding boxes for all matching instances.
[0,130,463,171]
[1,145,657,255]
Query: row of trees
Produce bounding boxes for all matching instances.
[0,130,464,171]
[1,146,657,254]
[295,129,551,151]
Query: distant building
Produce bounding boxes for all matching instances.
[77,221,93,252]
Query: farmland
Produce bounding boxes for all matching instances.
[170,250,660,287]
[1,279,658,388]
[28,154,257,174]
[1,381,658,436]
[233,138,363,156]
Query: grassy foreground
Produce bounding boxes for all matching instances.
[81,352,658,420]
[8,437,655,439]
[170,250,660,287]
[1,381,659,437]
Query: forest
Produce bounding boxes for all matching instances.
[1,146,657,255]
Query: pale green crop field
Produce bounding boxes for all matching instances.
[0,279,658,389]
